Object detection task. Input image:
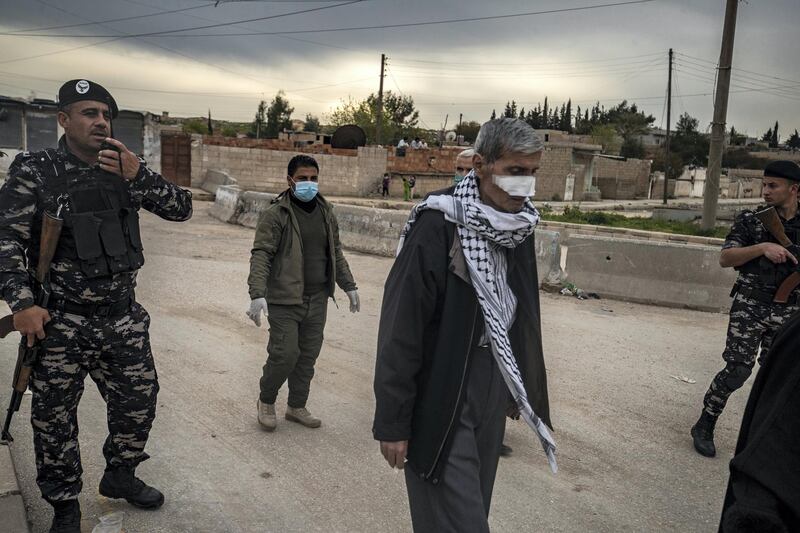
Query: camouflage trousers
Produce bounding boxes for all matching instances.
[702,292,800,418]
[30,302,159,502]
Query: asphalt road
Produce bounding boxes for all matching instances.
[0,202,748,532]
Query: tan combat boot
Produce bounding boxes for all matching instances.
[285,406,322,428]
[257,400,277,431]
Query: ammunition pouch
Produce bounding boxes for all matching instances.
[49,171,145,279]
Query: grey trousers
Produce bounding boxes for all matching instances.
[405,347,508,533]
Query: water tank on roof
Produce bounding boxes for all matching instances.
[331,124,366,149]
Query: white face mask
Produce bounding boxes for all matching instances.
[492,175,536,198]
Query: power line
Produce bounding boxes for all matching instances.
[0,1,365,37]
[389,51,664,67]
[4,0,657,38]
[6,2,218,33]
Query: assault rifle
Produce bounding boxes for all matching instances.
[1,201,65,442]
[754,206,800,304]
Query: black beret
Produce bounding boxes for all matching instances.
[764,160,800,182]
[57,79,118,119]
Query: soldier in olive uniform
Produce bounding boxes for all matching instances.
[0,80,192,532]
[692,160,800,458]
[247,155,359,432]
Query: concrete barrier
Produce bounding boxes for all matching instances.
[208,191,564,286]
[201,169,238,195]
[208,185,242,224]
[565,234,737,312]
[535,230,563,285]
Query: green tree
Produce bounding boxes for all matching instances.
[762,126,774,143]
[671,112,709,168]
[251,100,267,138]
[182,119,208,135]
[787,129,800,150]
[221,125,238,137]
[455,121,481,143]
[304,114,321,132]
[620,136,645,159]
[729,125,745,146]
[328,91,420,144]
[591,124,621,154]
[772,120,779,147]
[264,90,294,138]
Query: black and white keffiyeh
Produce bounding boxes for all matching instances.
[397,171,558,473]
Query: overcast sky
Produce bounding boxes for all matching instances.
[0,0,798,139]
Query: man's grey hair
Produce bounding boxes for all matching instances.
[474,118,544,164]
[457,148,475,159]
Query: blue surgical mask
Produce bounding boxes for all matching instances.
[454,173,465,183]
[292,180,318,202]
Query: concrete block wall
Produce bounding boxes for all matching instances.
[594,157,652,199]
[192,142,388,197]
[536,146,574,201]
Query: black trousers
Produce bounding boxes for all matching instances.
[405,347,508,533]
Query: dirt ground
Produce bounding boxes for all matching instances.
[1,202,748,532]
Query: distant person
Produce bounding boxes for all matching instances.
[396,137,408,157]
[408,175,417,200]
[420,140,429,149]
[410,137,422,149]
[402,176,411,202]
[247,154,360,432]
[373,118,554,532]
[719,311,800,532]
[454,148,474,184]
[382,172,391,198]
[691,160,800,458]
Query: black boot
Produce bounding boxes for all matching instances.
[48,499,81,533]
[99,466,165,509]
[691,411,718,457]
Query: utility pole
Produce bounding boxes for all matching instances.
[663,48,673,205]
[376,53,386,146]
[702,0,739,230]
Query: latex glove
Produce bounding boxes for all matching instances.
[346,290,360,313]
[246,298,268,327]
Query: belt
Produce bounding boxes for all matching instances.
[47,294,135,318]
[733,284,799,305]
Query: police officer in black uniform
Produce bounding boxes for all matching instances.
[0,80,192,532]
[691,160,800,458]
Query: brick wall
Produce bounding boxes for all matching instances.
[387,146,465,174]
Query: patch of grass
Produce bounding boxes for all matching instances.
[542,205,729,239]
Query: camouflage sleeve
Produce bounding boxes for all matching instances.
[0,154,37,312]
[722,210,757,250]
[129,160,193,221]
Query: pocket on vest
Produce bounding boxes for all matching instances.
[69,212,109,278]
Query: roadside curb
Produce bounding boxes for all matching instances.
[0,443,30,532]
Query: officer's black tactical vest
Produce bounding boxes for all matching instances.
[737,214,800,288]
[41,149,145,279]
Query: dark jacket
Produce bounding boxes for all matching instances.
[248,191,357,304]
[719,311,800,533]
[372,191,551,484]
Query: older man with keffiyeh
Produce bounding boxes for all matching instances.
[373,118,555,532]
